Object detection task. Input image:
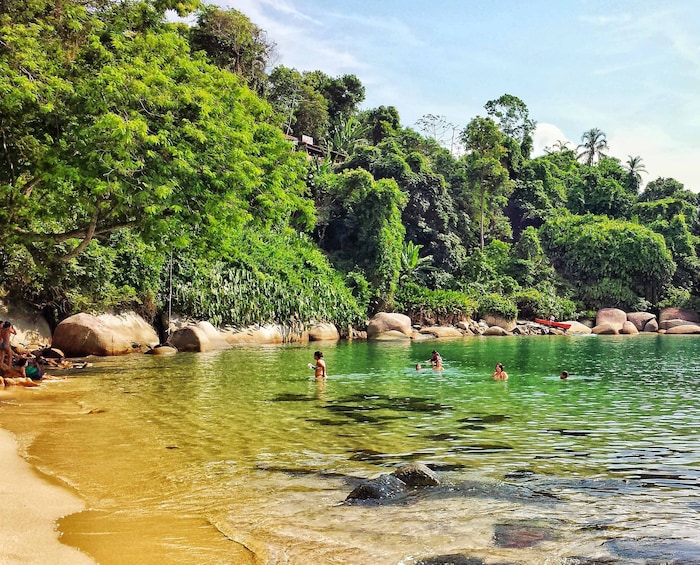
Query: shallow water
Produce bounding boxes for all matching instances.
[1,335,700,564]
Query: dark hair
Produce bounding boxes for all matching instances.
[496,363,504,370]
[314,351,323,358]
[560,370,569,378]
[18,358,27,367]
[2,321,10,328]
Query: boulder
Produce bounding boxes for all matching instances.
[482,313,517,332]
[393,462,440,487]
[620,321,639,335]
[591,322,619,335]
[223,325,286,345]
[665,324,700,334]
[146,345,177,356]
[346,473,407,502]
[308,323,340,341]
[642,318,659,333]
[482,326,511,336]
[51,312,159,357]
[194,321,230,349]
[595,308,627,330]
[564,321,592,335]
[659,318,700,331]
[418,326,464,338]
[0,301,51,349]
[627,312,656,332]
[366,312,412,340]
[167,326,212,352]
[659,307,699,324]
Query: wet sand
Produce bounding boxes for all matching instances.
[0,427,95,564]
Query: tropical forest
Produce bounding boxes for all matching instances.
[2,0,699,334]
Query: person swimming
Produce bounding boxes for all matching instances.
[426,350,443,370]
[493,362,509,380]
[560,370,569,380]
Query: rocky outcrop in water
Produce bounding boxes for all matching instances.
[346,462,440,502]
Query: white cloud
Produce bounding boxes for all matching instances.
[532,123,574,156]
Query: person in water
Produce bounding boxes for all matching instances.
[560,370,569,380]
[426,350,443,370]
[308,351,327,379]
[493,362,509,380]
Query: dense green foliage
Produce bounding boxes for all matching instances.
[1,0,699,332]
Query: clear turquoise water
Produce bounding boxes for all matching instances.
[2,334,699,564]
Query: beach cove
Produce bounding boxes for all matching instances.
[1,335,699,564]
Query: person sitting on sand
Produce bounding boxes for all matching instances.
[426,350,443,370]
[493,362,509,380]
[18,358,44,381]
[308,351,327,379]
[0,321,16,368]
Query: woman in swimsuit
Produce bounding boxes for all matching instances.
[308,351,327,379]
[0,321,16,367]
[492,362,509,380]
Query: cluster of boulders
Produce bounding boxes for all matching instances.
[3,299,699,359]
[591,307,700,335]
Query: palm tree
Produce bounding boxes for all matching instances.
[624,155,647,194]
[576,128,608,165]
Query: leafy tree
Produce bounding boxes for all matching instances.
[360,105,401,145]
[484,93,536,157]
[576,127,608,166]
[460,117,512,250]
[639,177,688,202]
[189,5,275,94]
[317,169,407,310]
[540,213,675,309]
[1,0,320,319]
[568,159,633,218]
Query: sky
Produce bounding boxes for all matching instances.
[214,0,700,191]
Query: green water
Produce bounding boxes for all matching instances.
[1,335,699,564]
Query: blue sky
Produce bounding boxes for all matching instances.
[218,0,700,191]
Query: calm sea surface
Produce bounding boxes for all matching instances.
[1,334,699,564]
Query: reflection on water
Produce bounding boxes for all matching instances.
[1,336,700,564]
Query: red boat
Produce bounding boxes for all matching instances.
[535,318,572,330]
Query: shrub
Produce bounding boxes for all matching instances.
[395,282,477,326]
[477,293,517,320]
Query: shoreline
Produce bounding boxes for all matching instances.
[0,425,95,564]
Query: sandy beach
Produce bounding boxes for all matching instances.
[0,427,95,564]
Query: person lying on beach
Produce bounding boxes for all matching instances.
[0,366,40,387]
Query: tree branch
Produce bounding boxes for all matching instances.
[13,220,138,242]
[59,210,99,262]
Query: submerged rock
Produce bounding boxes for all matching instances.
[346,473,407,502]
[393,462,440,487]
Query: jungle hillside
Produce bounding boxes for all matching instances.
[2,0,699,333]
